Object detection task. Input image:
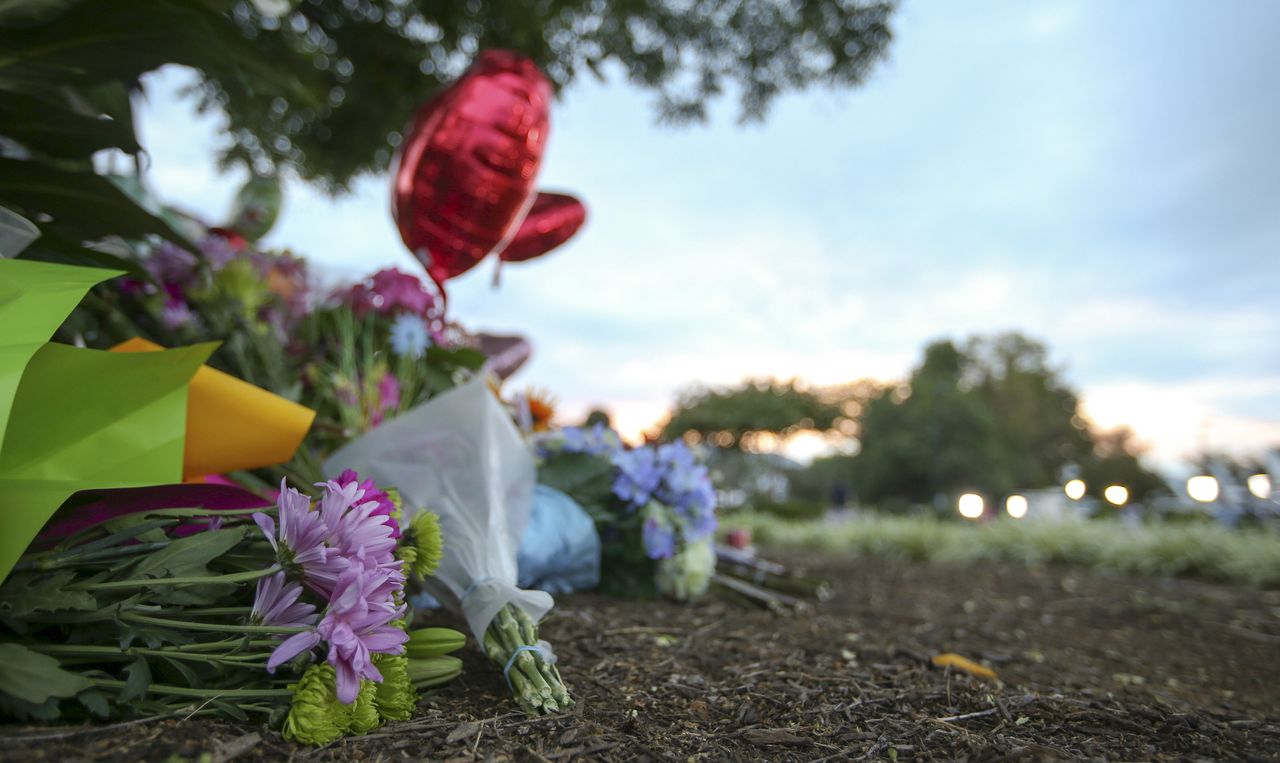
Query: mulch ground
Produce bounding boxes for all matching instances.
[3,552,1279,761]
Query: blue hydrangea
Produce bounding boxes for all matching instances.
[611,447,663,507]
[537,422,621,458]
[641,514,676,560]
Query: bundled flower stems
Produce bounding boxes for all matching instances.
[0,474,466,744]
[711,545,832,615]
[482,604,572,715]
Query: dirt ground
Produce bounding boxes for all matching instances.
[3,553,1279,761]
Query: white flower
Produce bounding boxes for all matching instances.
[655,539,715,602]
[389,314,431,358]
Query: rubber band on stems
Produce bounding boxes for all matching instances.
[502,644,544,690]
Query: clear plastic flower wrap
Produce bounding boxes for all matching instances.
[324,376,571,714]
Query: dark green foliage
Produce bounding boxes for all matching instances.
[848,332,1162,507]
[0,0,309,268]
[785,453,858,505]
[853,340,1011,504]
[1079,427,1169,503]
[746,497,825,520]
[206,0,896,191]
[663,378,842,447]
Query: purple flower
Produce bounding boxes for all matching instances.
[369,268,435,316]
[611,447,663,508]
[642,515,676,560]
[371,373,400,428]
[254,480,347,596]
[160,293,195,329]
[252,571,319,629]
[316,479,398,568]
[321,566,409,703]
[198,233,239,270]
[335,469,400,539]
[146,241,199,285]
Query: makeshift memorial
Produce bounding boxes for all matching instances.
[325,377,573,715]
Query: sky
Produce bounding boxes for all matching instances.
[132,0,1280,472]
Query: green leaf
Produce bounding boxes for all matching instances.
[0,690,61,721]
[0,89,140,158]
[209,698,248,722]
[0,158,196,251]
[17,230,149,281]
[127,526,245,580]
[0,0,315,105]
[0,642,92,703]
[0,570,97,619]
[120,657,150,702]
[157,655,199,688]
[76,688,110,718]
[0,0,78,27]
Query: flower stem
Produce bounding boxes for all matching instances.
[73,564,280,591]
[91,679,292,699]
[27,643,271,667]
[119,612,305,634]
[26,542,173,571]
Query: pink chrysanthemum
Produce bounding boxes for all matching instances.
[251,571,318,629]
[316,479,398,568]
[335,469,400,539]
[368,268,435,316]
[266,566,407,703]
[319,566,408,703]
[254,480,347,596]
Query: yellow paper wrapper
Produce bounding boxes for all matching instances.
[112,338,315,480]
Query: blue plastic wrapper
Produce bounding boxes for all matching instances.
[518,484,601,594]
[411,484,600,610]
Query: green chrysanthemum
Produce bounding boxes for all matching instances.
[397,510,443,578]
[282,664,353,745]
[348,679,382,735]
[371,653,418,721]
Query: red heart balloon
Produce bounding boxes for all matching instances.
[500,191,587,263]
[393,50,552,285]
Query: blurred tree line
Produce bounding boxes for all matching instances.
[662,332,1170,510]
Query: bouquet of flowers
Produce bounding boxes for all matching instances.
[533,425,719,600]
[57,205,489,488]
[0,473,466,744]
[326,377,573,715]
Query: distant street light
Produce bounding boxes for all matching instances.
[1064,479,1086,501]
[1103,485,1128,506]
[1247,474,1271,500]
[958,493,984,520]
[1186,475,1219,503]
[1005,494,1028,519]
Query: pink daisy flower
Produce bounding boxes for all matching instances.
[253,480,347,596]
[251,571,318,629]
